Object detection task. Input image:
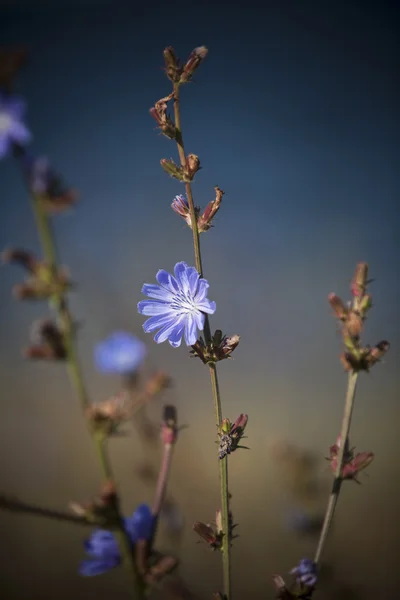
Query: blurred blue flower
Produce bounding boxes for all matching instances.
[138,261,216,347]
[290,558,317,588]
[0,94,31,159]
[94,331,147,375]
[80,504,153,576]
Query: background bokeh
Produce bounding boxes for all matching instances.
[0,1,398,599]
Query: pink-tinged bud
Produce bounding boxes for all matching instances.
[198,186,224,232]
[163,47,182,83]
[161,404,178,446]
[351,262,369,297]
[217,413,249,459]
[193,521,222,550]
[180,46,208,84]
[24,319,66,360]
[328,293,348,320]
[160,158,186,181]
[184,153,201,180]
[150,93,176,140]
[327,439,374,482]
[344,312,363,338]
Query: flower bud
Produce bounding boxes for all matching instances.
[328,293,348,320]
[163,47,182,82]
[180,46,208,84]
[160,158,186,181]
[351,262,369,297]
[193,521,222,550]
[184,153,201,180]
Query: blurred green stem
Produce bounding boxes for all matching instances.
[173,83,231,599]
[314,370,359,564]
[25,176,145,598]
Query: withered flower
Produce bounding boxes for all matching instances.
[191,330,240,364]
[86,392,132,438]
[150,92,176,139]
[198,186,225,232]
[180,46,208,84]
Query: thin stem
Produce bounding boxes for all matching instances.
[314,370,359,564]
[173,83,231,598]
[22,160,144,598]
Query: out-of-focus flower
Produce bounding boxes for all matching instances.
[86,392,132,438]
[0,47,27,92]
[24,319,66,360]
[190,329,240,364]
[217,414,249,459]
[285,508,324,538]
[290,558,317,588]
[21,155,78,213]
[138,261,216,347]
[0,93,31,159]
[94,331,147,375]
[80,504,154,576]
[2,248,70,300]
[69,480,118,526]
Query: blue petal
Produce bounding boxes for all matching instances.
[79,556,120,577]
[142,312,176,334]
[186,267,200,295]
[156,269,180,294]
[197,299,216,314]
[154,315,185,344]
[168,319,185,347]
[137,299,172,316]
[0,134,11,160]
[126,504,154,541]
[94,332,147,374]
[194,279,210,302]
[4,96,27,119]
[174,262,191,295]
[84,530,118,558]
[141,283,174,302]
[183,314,198,346]
[9,120,32,145]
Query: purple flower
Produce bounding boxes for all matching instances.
[137,261,216,347]
[290,558,317,588]
[80,504,153,576]
[94,331,147,375]
[0,94,31,159]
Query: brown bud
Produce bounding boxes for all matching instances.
[163,47,182,83]
[24,319,66,360]
[185,154,201,180]
[328,293,348,320]
[198,186,224,232]
[180,46,208,84]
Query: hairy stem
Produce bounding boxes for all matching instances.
[173,83,231,599]
[22,161,145,598]
[314,370,359,564]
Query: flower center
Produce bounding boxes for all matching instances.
[0,111,12,133]
[171,290,199,314]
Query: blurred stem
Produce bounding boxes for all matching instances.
[22,161,145,598]
[314,370,359,564]
[173,83,231,599]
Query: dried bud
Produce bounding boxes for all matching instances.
[171,194,200,228]
[144,554,178,584]
[328,293,348,320]
[160,158,186,181]
[163,46,182,82]
[180,46,208,84]
[150,93,176,140]
[198,186,224,232]
[184,153,201,180]
[161,404,178,446]
[327,438,374,482]
[351,262,369,297]
[190,330,240,364]
[24,319,66,360]
[0,46,27,92]
[193,521,222,550]
[143,371,171,397]
[86,392,132,438]
[217,414,249,459]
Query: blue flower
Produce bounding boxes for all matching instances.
[94,331,147,375]
[80,504,154,576]
[137,261,216,348]
[290,558,317,588]
[0,94,31,159]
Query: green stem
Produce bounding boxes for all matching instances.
[314,370,359,564]
[25,179,144,598]
[173,83,231,598]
